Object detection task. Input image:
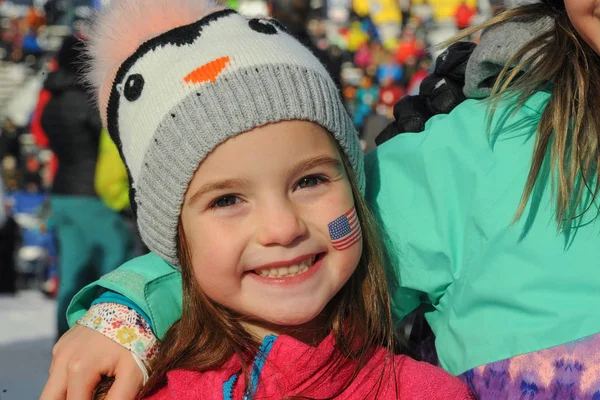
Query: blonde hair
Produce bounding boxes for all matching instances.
[139,143,406,399]
[450,3,600,226]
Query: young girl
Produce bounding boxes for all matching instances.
[41,0,472,399]
[43,0,600,399]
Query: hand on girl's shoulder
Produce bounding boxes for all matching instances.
[40,324,144,400]
[396,356,475,400]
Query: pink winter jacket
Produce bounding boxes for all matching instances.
[144,333,474,400]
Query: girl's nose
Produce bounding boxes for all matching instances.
[256,201,308,247]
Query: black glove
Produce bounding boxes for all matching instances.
[375,41,476,146]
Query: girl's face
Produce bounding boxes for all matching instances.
[181,121,362,338]
[564,0,600,54]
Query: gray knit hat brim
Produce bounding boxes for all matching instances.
[137,64,362,267]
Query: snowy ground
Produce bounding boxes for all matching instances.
[0,290,55,400]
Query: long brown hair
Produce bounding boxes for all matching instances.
[450,2,600,226]
[139,145,405,399]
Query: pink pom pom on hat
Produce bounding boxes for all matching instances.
[86,0,223,126]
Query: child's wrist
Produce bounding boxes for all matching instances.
[77,302,158,367]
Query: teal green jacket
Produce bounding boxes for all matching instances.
[68,91,600,376]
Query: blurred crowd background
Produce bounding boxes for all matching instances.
[0,0,533,398]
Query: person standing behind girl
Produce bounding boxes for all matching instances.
[370,0,600,397]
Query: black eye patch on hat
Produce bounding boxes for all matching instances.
[124,74,145,102]
[248,19,279,34]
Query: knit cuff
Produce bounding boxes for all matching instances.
[77,302,158,367]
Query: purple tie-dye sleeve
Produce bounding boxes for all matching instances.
[459,332,600,400]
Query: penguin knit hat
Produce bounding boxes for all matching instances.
[86,0,363,267]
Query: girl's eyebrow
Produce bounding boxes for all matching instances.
[187,178,249,206]
[187,156,343,206]
[288,155,344,178]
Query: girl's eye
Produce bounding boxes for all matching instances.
[210,195,240,209]
[296,175,326,190]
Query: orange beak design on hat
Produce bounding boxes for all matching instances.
[184,56,230,84]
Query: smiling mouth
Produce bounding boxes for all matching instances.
[252,253,325,278]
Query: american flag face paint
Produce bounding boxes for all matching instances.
[328,207,362,251]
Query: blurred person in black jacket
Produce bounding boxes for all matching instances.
[268,0,342,90]
[0,172,19,294]
[0,120,22,294]
[41,35,134,337]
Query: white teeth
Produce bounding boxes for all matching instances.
[254,257,316,278]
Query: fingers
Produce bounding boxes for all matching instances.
[374,42,477,146]
[103,362,144,400]
[375,122,402,146]
[41,353,141,400]
[375,95,431,145]
[48,346,57,374]
[40,338,71,400]
[434,42,477,82]
[40,368,68,400]
[40,318,148,400]
[65,358,103,400]
[420,76,466,115]
[392,95,432,129]
[416,41,475,116]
